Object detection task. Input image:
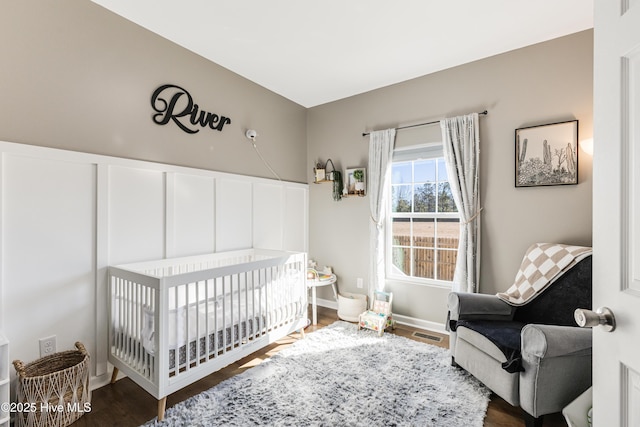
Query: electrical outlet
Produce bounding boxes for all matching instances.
[39,335,56,357]
[356,278,364,289]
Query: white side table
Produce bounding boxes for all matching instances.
[306,274,338,325]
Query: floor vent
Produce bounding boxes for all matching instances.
[412,331,443,342]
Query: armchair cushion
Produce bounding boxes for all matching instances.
[456,320,526,372]
[457,326,509,362]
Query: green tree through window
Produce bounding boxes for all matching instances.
[389,155,460,283]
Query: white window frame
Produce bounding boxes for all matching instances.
[385,143,460,288]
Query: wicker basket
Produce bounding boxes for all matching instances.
[13,342,91,427]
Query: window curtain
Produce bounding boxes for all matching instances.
[368,129,396,299]
[440,113,481,293]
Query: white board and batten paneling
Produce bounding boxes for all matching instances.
[108,166,166,265]
[283,186,308,252]
[0,140,308,385]
[253,183,285,251]
[252,182,308,253]
[1,154,97,368]
[169,173,216,257]
[216,178,253,252]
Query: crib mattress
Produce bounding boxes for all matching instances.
[139,287,265,351]
[169,316,263,369]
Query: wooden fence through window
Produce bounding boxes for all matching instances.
[393,236,458,281]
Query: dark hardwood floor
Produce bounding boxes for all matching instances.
[73,306,567,426]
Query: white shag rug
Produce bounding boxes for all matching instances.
[143,321,490,427]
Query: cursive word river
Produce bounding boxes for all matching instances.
[151,84,231,134]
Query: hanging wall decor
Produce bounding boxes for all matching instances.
[313,159,343,200]
[515,120,578,187]
[151,84,232,134]
[345,167,367,196]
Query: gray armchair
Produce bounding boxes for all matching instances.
[447,255,592,427]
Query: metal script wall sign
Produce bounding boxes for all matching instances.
[151,84,231,134]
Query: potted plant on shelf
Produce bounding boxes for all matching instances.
[353,169,365,196]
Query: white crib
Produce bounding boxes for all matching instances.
[108,248,308,421]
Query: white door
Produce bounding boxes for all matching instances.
[593,1,640,425]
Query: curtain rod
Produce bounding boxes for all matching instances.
[361,110,488,137]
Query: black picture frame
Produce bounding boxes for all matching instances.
[515,120,579,187]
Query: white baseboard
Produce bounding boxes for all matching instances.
[391,313,449,335]
[315,298,448,335]
[317,297,338,310]
[90,373,111,391]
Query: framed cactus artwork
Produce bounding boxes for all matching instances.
[515,119,579,187]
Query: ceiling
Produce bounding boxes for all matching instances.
[91,1,594,108]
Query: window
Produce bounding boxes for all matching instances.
[387,145,460,285]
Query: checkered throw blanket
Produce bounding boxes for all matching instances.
[497,243,593,306]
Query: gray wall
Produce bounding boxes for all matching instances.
[307,30,594,325]
[0,0,307,183]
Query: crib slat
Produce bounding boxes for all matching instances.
[231,274,236,348]
[133,281,139,363]
[222,276,227,354]
[172,285,178,376]
[215,282,218,358]
[184,283,190,372]
[244,271,248,343]
[125,280,132,363]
